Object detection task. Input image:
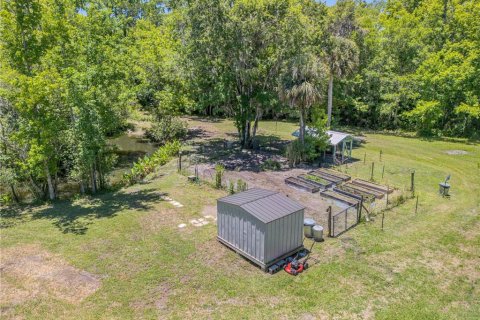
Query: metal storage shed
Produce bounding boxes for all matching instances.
[217,188,305,270]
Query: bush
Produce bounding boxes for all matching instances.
[403,100,442,136]
[236,179,248,192]
[228,180,235,194]
[146,116,188,144]
[215,164,225,189]
[123,140,181,185]
[286,136,327,167]
[261,159,281,171]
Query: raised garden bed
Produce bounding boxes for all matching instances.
[316,168,351,182]
[285,177,320,193]
[341,182,385,199]
[352,179,393,194]
[309,171,343,184]
[320,190,359,207]
[334,185,375,203]
[298,174,334,189]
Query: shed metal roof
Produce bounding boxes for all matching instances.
[291,128,353,146]
[326,130,352,146]
[218,188,305,223]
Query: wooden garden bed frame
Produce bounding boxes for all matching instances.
[341,182,385,199]
[352,179,393,194]
[285,177,320,193]
[309,171,343,184]
[316,168,351,182]
[320,190,359,207]
[297,174,334,190]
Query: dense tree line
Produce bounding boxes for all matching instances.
[1,0,479,202]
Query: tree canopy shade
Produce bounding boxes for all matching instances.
[1,0,479,202]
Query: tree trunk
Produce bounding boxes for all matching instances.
[91,162,97,194]
[10,185,19,204]
[251,107,261,149]
[28,175,42,200]
[80,181,85,194]
[299,107,306,145]
[327,74,334,128]
[44,161,55,201]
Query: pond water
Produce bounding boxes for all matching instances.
[109,134,157,155]
[108,133,157,183]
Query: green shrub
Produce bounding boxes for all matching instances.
[0,193,12,206]
[228,180,235,194]
[123,140,181,185]
[215,164,225,189]
[403,100,442,136]
[146,116,188,144]
[261,159,281,171]
[236,179,247,192]
[286,135,328,167]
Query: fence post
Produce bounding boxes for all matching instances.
[345,209,348,231]
[381,212,385,231]
[178,151,182,173]
[386,185,389,207]
[370,162,375,181]
[382,165,385,179]
[410,170,415,194]
[363,152,366,164]
[380,150,382,162]
[358,196,363,223]
[415,194,419,214]
[327,206,332,237]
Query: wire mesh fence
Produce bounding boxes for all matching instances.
[329,204,359,237]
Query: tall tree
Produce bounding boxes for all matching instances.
[280,54,323,145]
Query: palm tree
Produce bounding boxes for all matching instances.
[324,36,359,127]
[279,54,323,145]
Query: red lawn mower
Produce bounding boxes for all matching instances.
[284,240,316,276]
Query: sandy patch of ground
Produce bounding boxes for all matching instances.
[201,204,217,218]
[445,150,468,155]
[197,165,336,227]
[0,245,100,305]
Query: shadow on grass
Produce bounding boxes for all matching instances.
[183,134,290,172]
[0,188,167,235]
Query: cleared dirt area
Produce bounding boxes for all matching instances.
[183,118,352,227]
[0,245,100,305]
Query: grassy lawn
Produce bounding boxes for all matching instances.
[1,121,479,319]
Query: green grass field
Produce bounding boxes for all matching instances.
[1,121,479,319]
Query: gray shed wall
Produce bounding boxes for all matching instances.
[217,202,266,264]
[217,201,304,267]
[265,210,304,263]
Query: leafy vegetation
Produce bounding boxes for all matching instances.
[214,164,225,189]
[146,115,188,144]
[261,159,282,171]
[1,0,479,201]
[122,140,181,185]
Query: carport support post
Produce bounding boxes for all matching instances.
[327,206,333,237]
